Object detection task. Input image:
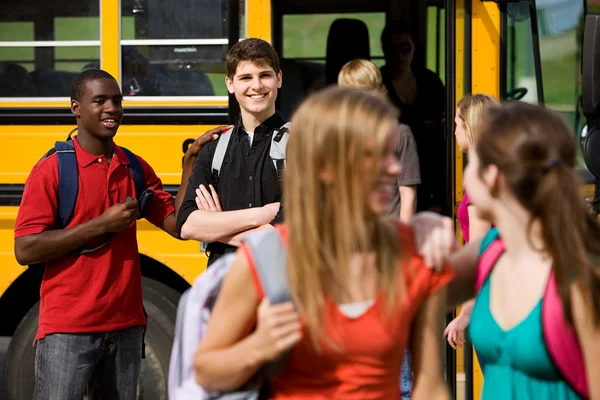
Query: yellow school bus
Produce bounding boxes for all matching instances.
[0,0,591,398]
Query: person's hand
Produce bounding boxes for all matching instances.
[444,313,470,349]
[99,199,139,232]
[260,202,281,224]
[251,298,302,363]
[195,184,222,212]
[183,125,233,165]
[411,211,459,271]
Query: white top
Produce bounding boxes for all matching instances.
[337,299,375,318]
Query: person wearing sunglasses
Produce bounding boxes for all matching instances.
[380,21,446,216]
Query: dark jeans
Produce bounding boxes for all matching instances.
[401,349,412,399]
[34,325,143,400]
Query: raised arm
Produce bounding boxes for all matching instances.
[410,288,450,400]
[15,200,139,265]
[14,162,139,265]
[446,240,481,309]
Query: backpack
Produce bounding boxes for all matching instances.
[168,228,292,400]
[38,129,152,254]
[474,228,588,399]
[211,123,291,182]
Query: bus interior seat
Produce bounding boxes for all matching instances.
[0,62,38,97]
[148,68,215,96]
[279,58,309,119]
[325,18,371,85]
[30,70,78,97]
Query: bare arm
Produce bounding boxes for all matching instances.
[446,239,481,309]
[571,282,600,399]
[219,224,276,247]
[410,288,450,400]
[467,205,491,243]
[194,250,301,391]
[180,204,278,242]
[444,299,475,349]
[399,185,417,224]
[175,127,227,214]
[15,219,107,266]
[159,213,178,238]
[14,200,138,266]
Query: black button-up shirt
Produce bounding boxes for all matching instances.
[176,111,287,264]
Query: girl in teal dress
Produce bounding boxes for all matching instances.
[428,102,600,399]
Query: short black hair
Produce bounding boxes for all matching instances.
[70,69,117,102]
[381,20,414,48]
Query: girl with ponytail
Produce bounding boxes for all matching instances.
[441,101,600,399]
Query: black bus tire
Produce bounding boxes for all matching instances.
[3,277,181,400]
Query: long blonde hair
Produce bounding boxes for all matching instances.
[337,59,386,95]
[457,93,499,146]
[285,86,402,350]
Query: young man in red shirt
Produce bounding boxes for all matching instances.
[13,69,203,399]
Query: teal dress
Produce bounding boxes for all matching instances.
[468,270,582,400]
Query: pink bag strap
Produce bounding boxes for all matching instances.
[542,274,589,398]
[475,230,505,294]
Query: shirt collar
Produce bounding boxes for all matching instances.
[73,136,129,167]
[236,111,287,136]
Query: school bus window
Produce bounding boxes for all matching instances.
[537,0,583,120]
[120,0,230,97]
[0,0,100,98]
[537,0,585,175]
[426,6,445,84]
[282,12,385,64]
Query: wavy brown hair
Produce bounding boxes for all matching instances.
[477,101,600,326]
[285,86,403,350]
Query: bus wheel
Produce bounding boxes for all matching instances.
[3,277,180,400]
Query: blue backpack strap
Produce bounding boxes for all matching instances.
[54,141,78,229]
[120,146,145,200]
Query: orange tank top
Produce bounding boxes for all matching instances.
[240,222,454,400]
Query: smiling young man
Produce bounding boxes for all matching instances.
[177,38,286,266]
[13,69,192,399]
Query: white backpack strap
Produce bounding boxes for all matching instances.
[270,122,291,178]
[245,229,290,304]
[211,126,235,180]
[244,229,292,379]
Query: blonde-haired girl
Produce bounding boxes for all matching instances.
[193,86,453,399]
[444,93,499,348]
[338,59,386,95]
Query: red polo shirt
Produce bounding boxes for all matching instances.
[14,137,175,339]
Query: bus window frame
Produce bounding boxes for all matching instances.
[0,0,248,109]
